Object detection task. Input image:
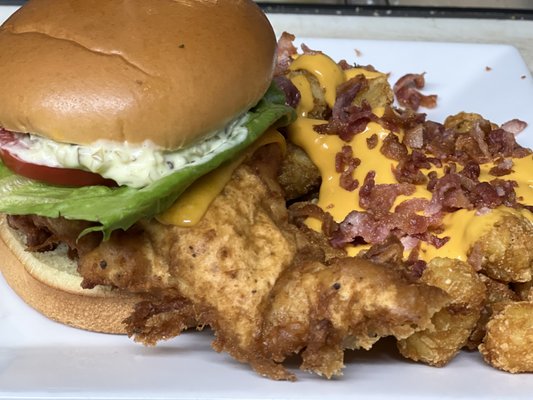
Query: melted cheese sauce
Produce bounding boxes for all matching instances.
[287,53,533,261]
[157,129,286,226]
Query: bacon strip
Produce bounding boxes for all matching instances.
[393,73,437,111]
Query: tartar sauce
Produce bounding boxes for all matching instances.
[2,114,249,188]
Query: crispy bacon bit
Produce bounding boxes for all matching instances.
[362,235,405,266]
[460,161,481,181]
[489,158,514,177]
[330,204,443,250]
[487,128,531,159]
[472,182,504,209]
[393,73,437,111]
[379,106,426,133]
[458,120,493,163]
[406,259,427,280]
[393,150,435,185]
[337,59,353,70]
[273,76,301,109]
[289,203,339,237]
[314,76,381,142]
[403,124,425,149]
[380,132,408,161]
[275,32,297,76]
[501,118,528,135]
[427,164,520,215]
[412,232,450,249]
[334,76,370,117]
[489,179,518,207]
[427,172,473,214]
[301,43,322,55]
[420,115,530,166]
[335,145,361,192]
[330,211,388,247]
[366,133,378,149]
[359,171,416,216]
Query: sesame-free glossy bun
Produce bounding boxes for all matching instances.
[0,0,276,149]
[0,217,143,334]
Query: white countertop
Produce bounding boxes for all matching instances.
[267,13,533,72]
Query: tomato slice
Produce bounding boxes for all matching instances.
[0,148,117,187]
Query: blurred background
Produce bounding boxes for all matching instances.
[257,0,533,18]
[260,0,533,7]
[259,0,533,6]
[0,1,531,70]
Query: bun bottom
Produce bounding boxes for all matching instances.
[0,217,142,334]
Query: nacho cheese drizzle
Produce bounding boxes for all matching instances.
[287,53,533,261]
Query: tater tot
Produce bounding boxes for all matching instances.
[397,257,486,366]
[467,274,519,349]
[353,73,394,110]
[469,213,533,283]
[479,301,533,373]
[513,280,533,301]
[278,143,321,201]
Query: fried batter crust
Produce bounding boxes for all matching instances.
[71,150,448,379]
[9,147,448,379]
[259,257,449,378]
[79,149,305,352]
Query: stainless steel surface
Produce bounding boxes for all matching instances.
[260,0,533,9]
[259,0,345,4]
[388,0,533,9]
[261,0,387,4]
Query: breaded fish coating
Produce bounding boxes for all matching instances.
[71,148,448,380]
[259,257,448,378]
[397,258,486,366]
[479,301,533,373]
[79,148,308,356]
[468,213,533,283]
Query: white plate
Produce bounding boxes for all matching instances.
[1,16,533,400]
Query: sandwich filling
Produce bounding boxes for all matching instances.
[0,84,295,239]
[0,114,249,188]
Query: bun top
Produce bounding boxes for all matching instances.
[0,0,276,149]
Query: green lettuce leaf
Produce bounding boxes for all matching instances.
[0,84,295,239]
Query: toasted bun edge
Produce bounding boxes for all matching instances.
[0,0,276,149]
[0,217,142,334]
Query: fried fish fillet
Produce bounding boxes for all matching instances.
[71,148,448,380]
[259,257,448,378]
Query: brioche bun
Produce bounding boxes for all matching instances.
[0,217,142,334]
[0,0,276,149]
